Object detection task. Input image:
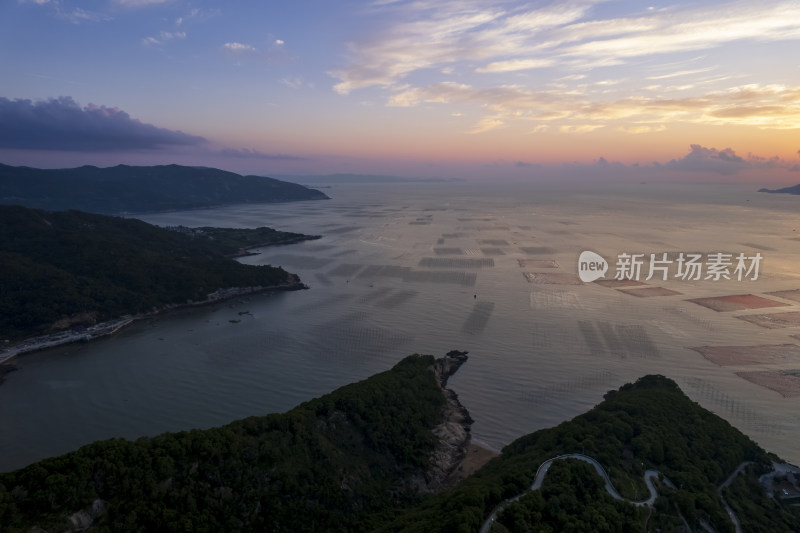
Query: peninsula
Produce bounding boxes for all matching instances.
[758,184,800,195]
[0,163,329,214]
[0,205,318,367]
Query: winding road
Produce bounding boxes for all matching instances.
[479,454,753,533]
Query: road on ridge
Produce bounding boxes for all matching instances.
[478,454,753,533]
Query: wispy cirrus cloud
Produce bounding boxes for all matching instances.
[59,7,110,23]
[0,96,206,151]
[19,0,111,23]
[114,0,172,6]
[142,30,186,46]
[141,7,219,47]
[646,67,716,81]
[331,1,602,95]
[331,0,800,134]
[220,38,289,63]
[330,2,510,94]
[387,80,800,133]
[475,58,554,74]
[281,76,313,89]
[559,4,800,62]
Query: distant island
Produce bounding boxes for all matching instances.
[0,163,329,214]
[1,353,797,532]
[0,205,319,345]
[275,173,463,184]
[758,184,800,195]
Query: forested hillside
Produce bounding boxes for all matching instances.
[1,363,798,532]
[0,163,328,213]
[0,206,308,339]
[385,375,798,533]
[0,354,453,532]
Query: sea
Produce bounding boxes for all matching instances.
[2,180,799,472]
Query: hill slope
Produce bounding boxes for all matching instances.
[0,205,310,340]
[0,163,328,213]
[0,353,470,532]
[385,375,799,533]
[1,362,798,532]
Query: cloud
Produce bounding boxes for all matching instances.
[560,3,800,62]
[142,30,186,46]
[114,0,172,6]
[387,81,474,107]
[528,124,550,133]
[21,0,111,23]
[59,7,110,23]
[617,124,666,134]
[330,3,511,94]
[646,67,716,80]
[475,58,554,73]
[221,38,289,63]
[332,1,800,95]
[223,42,257,53]
[387,80,800,131]
[0,96,206,151]
[559,124,604,133]
[660,144,757,175]
[330,0,800,135]
[469,117,504,134]
[281,76,307,89]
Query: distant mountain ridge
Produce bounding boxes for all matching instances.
[758,184,800,195]
[0,163,328,214]
[275,173,462,184]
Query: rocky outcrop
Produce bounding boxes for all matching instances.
[66,499,108,531]
[432,350,470,388]
[419,350,474,493]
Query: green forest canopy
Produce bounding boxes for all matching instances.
[0,163,329,214]
[0,205,310,339]
[1,361,797,533]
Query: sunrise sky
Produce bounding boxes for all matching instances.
[2,0,800,181]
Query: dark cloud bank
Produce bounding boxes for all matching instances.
[0,96,206,151]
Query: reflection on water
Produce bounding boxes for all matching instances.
[2,181,800,472]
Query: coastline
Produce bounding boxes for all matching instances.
[0,276,307,380]
[230,234,322,257]
[422,351,500,491]
[422,351,477,492]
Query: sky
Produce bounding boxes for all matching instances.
[1,0,800,182]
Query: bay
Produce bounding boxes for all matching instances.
[2,180,799,472]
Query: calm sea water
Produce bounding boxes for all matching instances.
[2,180,800,472]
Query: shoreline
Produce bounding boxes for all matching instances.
[459,443,500,479]
[231,234,322,257]
[0,277,307,377]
